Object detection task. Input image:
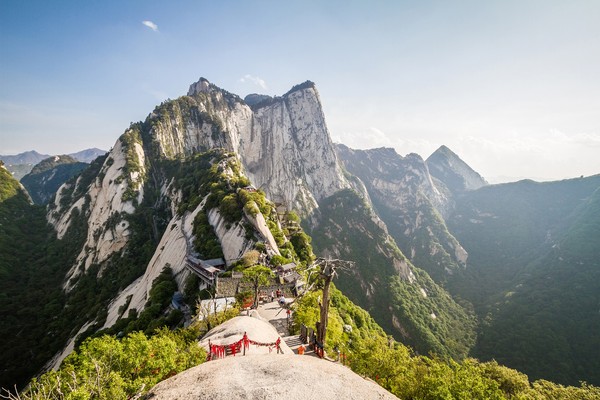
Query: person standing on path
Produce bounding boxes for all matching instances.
[243,332,250,355]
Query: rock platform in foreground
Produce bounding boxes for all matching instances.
[145,353,398,399]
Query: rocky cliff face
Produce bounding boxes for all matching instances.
[335,144,467,282]
[48,138,145,290]
[147,78,349,215]
[240,83,349,212]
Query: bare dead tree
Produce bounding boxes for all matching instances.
[309,258,354,346]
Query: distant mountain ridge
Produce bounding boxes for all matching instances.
[0,150,50,165]
[68,148,107,163]
[20,155,88,204]
[0,148,106,179]
[335,144,467,283]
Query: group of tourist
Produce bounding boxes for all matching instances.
[268,288,287,306]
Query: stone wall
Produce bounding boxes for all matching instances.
[215,277,295,298]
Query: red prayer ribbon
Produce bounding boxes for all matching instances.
[207,334,281,360]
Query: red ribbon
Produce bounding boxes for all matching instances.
[206,334,281,360]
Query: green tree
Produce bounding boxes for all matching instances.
[290,232,314,264]
[242,265,274,309]
[7,328,205,399]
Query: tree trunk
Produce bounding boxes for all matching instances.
[253,280,259,309]
[317,270,334,344]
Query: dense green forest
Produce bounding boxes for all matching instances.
[0,164,73,389]
[294,286,600,400]
[447,176,600,385]
[0,150,178,389]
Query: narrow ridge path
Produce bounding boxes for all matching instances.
[257,299,311,354]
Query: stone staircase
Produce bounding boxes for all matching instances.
[283,335,303,350]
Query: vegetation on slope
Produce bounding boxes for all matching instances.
[2,290,242,399]
[309,188,476,360]
[374,195,464,284]
[0,166,80,390]
[21,156,88,204]
[0,163,23,202]
[294,284,600,399]
[118,124,146,203]
[0,151,171,390]
[447,176,600,385]
[7,329,205,400]
[390,269,476,360]
[474,186,600,386]
[87,267,183,341]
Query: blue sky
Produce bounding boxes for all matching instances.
[1,0,599,182]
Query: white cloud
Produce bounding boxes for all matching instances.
[142,20,159,32]
[454,129,600,182]
[368,127,392,144]
[239,74,267,90]
[339,126,414,152]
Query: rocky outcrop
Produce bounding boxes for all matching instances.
[426,145,487,193]
[102,204,194,329]
[240,83,349,213]
[150,78,349,215]
[335,145,467,281]
[102,188,277,328]
[49,139,145,290]
[148,353,397,400]
[198,315,293,355]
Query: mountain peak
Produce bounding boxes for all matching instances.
[435,145,452,155]
[29,155,78,175]
[426,145,487,192]
[283,80,316,97]
[0,150,50,166]
[187,77,213,96]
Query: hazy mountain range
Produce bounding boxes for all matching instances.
[0,148,106,179]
